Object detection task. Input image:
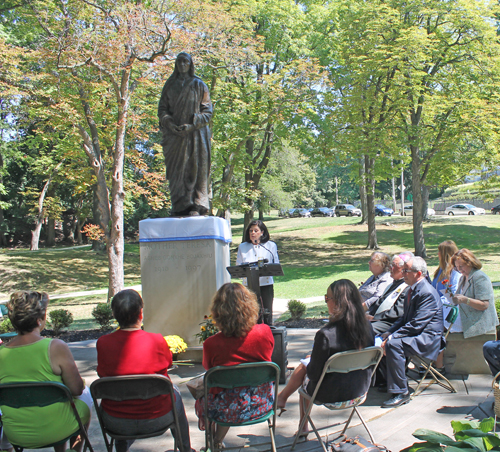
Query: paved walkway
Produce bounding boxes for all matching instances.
[5,290,498,451]
[37,328,497,452]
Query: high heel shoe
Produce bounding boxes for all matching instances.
[278,407,287,417]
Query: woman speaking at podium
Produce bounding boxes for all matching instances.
[236,220,279,325]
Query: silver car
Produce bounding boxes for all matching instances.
[334,204,362,217]
[444,204,485,216]
[401,205,436,216]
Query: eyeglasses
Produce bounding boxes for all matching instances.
[324,295,334,303]
[402,268,417,273]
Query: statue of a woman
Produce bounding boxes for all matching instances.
[158,53,213,216]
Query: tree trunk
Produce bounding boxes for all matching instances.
[259,208,264,221]
[91,185,102,251]
[410,145,427,258]
[0,206,8,247]
[63,210,75,244]
[31,162,63,251]
[365,155,378,249]
[422,184,430,221]
[358,158,367,225]
[391,161,397,212]
[243,207,254,241]
[47,218,56,246]
[31,222,43,251]
[0,153,7,247]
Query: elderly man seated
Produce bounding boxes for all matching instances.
[365,253,410,335]
[380,256,443,408]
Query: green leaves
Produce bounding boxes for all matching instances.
[403,418,500,452]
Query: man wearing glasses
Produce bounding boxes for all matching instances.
[380,256,443,408]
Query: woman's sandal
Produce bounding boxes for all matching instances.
[278,407,287,417]
[294,431,310,440]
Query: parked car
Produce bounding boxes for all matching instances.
[375,204,394,216]
[291,208,312,218]
[310,207,334,217]
[491,205,500,215]
[334,204,362,217]
[444,204,486,216]
[401,205,436,216]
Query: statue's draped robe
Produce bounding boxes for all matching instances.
[158,76,212,215]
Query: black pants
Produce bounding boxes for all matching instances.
[259,285,274,326]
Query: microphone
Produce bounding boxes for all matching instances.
[258,243,276,263]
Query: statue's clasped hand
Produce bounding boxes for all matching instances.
[174,124,195,136]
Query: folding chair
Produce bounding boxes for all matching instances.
[203,361,280,452]
[0,381,93,452]
[291,346,384,452]
[90,374,183,452]
[409,305,459,398]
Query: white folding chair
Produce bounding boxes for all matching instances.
[291,346,383,452]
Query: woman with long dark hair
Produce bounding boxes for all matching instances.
[236,220,279,325]
[276,280,374,437]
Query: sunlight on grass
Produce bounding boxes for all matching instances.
[2,213,500,328]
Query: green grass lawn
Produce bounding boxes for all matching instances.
[1,213,500,328]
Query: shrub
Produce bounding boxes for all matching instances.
[288,299,307,320]
[0,318,14,334]
[92,303,114,330]
[49,309,74,335]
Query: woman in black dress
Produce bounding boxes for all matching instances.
[277,279,374,437]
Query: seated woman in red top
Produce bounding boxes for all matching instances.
[195,283,275,448]
[96,289,193,452]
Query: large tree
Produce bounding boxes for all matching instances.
[311,0,500,255]
[208,0,324,232]
[1,0,253,296]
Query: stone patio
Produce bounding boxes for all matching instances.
[53,327,498,452]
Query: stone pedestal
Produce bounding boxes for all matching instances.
[444,332,496,375]
[139,217,231,348]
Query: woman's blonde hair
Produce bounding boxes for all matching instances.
[8,291,49,334]
[434,240,459,281]
[451,248,482,270]
[211,283,259,337]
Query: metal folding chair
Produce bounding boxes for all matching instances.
[291,346,384,452]
[409,305,459,398]
[203,361,280,452]
[90,374,183,452]
[0,381,93,452]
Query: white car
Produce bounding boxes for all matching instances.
[401,205,436,216]
[444,204,485,216]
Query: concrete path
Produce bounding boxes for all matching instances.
[35,329,497,452]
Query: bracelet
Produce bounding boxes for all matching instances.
[466,298,470,305]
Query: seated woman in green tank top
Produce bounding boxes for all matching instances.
[0,291,91,452]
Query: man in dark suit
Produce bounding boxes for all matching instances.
[366,253,409,335]
[380,256,443,408]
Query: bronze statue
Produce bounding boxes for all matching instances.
[158,53,212,216]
